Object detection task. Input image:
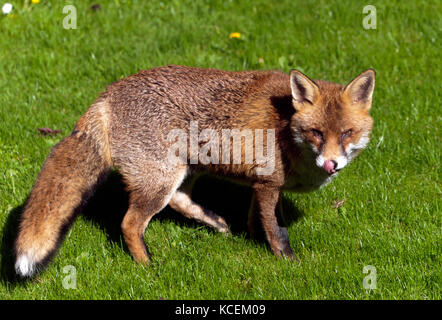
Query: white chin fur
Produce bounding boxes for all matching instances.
[15,254,36,277]
[336,156,348,170]
[315,155,325,168]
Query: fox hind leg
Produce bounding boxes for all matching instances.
[169,190,229,233]
[120,166,187,263]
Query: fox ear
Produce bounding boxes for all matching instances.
[290,70,319,105]
[344,69,376,107]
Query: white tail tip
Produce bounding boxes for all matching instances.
[15,254,37,277]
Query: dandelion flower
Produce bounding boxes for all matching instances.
[32,0,40,4]
[229,32,241,39]
[2,3,13,14]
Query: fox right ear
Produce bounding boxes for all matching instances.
[344,69,376,107]
[290,70,319,105]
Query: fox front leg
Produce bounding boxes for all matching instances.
[252,184,294,259]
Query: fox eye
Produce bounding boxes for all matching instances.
[342,129,353,139]
[311,129,323,140]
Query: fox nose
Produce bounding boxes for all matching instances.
[323,160,337,174]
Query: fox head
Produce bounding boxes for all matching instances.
[289,69,375,176]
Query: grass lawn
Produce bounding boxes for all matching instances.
[0,0,440,299]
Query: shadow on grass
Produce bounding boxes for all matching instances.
[1,172,304,285]
[0,203,24,284]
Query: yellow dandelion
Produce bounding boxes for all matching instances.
[32,0,40,4]
[9,14,15,19]
[229,32,241,39]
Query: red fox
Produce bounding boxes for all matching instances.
[14,65,375,277]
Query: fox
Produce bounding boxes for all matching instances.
[14,65,375,277]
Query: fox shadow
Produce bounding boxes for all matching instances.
[0,171,304,283]
[0,203,25,283]
[79,172,304,243]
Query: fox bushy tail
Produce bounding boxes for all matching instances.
[15,100,112,277]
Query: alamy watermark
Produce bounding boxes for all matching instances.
[62,265,77,289]
[362,5,377,29]
[62,5,77,30]
[363,265,377,290]
[167,121,276,175]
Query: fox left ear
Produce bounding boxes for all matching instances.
[344,69,376,108]
[290,69,319,105]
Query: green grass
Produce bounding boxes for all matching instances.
[0,0,440,299]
